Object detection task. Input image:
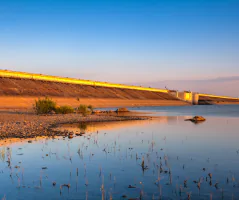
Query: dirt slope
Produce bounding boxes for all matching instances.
[0,77,188,110]
[0,77,180,100]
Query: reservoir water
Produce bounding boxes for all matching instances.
[0,105,239,199]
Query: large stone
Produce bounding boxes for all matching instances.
[116,108,129,112]
[186,116,206,123]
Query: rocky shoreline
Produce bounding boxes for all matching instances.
[0,112,150,140]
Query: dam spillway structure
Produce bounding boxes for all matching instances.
[171,90,238,105]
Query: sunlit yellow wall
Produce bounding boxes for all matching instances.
[0,70,168,93]
[192,93,199,105]
[184,92,192,101]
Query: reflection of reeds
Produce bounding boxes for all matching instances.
[136,153,139,160]
[78,123,87,133]
[40,171,42,188]
[141,156,144,169]
[21,168,24,185]
[0,147,5,161]
[187,192,191,200]
[101,175,105,200]
[141,156,148,172]
[84,164,86,177]
[114,176,116,187]
[179,185,183,197]
[139,182,144,200]
[99,166,102,177]
[60,183,70,195]
[109,192,112,200]
[18,177,21,188]
[155,168,160,185]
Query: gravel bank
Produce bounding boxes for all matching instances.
[0,112,149,139]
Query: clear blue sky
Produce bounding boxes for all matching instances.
[1,0,239,84]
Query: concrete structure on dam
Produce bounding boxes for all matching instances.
[174,90,238,105]
[0,69,238,105]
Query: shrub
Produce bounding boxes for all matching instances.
[34,97,56,114]
[87,105,94,112]
[55,105,74,114]
[77,104,91,116]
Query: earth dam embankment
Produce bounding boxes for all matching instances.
[0,77,187,110]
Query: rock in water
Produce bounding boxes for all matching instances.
[68,133,74,139]
[185,116,206,123]
[116,108,129,112]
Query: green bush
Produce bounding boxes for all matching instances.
[34,97,56,114]
[77,104,91,116]
[55,105,74,114]
[87,105,94,112]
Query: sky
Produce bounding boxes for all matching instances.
[0,0,239,95]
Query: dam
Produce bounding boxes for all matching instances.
[0,69,238,108]
[169,90,239,105]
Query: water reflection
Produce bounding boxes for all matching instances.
[0,116,239,199]
[56,116,188,134]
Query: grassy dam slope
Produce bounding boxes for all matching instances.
[0,70,188,110]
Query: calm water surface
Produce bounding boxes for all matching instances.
[0,105,239,199]
[130,105,239,117]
